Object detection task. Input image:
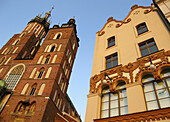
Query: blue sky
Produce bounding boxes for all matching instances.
[0,0,152,121]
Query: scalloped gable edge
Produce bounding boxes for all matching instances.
[97,4,154,36]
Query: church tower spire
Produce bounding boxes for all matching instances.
[42,7,54,21]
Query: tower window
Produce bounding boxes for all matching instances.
[0,57,5,65]
[106,53,118,69]
[139,38,158,57]
[12,39,19,45]
[136,22,148,35]
[108,36,115,48]
[50,45,55,52]
[5,64,24,89]
[44,55,50,64]
[37,68,44,79]
[53,33,62,39]
[56,34,61,39]
[101,82,128,118]
[28,84,37,96]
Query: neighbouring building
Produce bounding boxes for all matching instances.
[152,0,170,30]
[0,8,81,122]
[85,4,170,122]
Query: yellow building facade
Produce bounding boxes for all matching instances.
[85,4,170,122]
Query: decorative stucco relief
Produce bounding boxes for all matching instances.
[90,50,170,94]
[97,4,154,36]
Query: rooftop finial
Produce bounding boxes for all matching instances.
[73,16,75,19]
[43,7,54,20]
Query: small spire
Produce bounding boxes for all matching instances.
[58,21,60,25]
[43,7,54,21]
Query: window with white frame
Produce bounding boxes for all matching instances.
[101,81,128,118]
[142,72,170,111]
[5,65,25,89]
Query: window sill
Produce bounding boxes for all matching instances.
[101,64,122,73]
[137,49,164,61]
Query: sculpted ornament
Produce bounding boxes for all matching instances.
[90,50,170,93]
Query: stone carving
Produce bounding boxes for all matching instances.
[90,50,170,94]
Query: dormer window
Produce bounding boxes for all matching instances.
[136,22,148,35]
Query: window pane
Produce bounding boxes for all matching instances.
[110,108,119,117]
[113,60,118,67]
[102,94,109,102]
[107,62,112,69]
[120,106,128,115]
[147,101,158,110]
[140,44,147,49]
[141,48,149,56]
[166,78,170,87]
[106,57,111,62]
[138,29,143,35]
[159,98,170,108]
[147,40,155,45]
[112,55,118,60]
[108,42,112,47]
[145,91,156,101]
[143,83,154,92]
[143,27,148,32]
[102,102,109,110]
[110,100,118,108]
[154,80,166,90]
[120,98,128,107]
[110,93,118,100]
[120,90,127,98]
[157,88,169,99]
[101,110,109,118]
[149,46,158,54]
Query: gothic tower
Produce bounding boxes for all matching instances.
[0,8,81,122]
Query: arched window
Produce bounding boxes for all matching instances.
[5,64,25,89]
[1,48,7,54]
[142,73,170,111]
[38,84,45,95]
[30,46,35,55]
[56,34,61,39]
[12,39,19,45]
[52,55,57,63]
[101,81,128,118]
[53,33,62,39]
[0,57,5,65]
[20,33,25,38]
[12,47,18,54]
[35,40,39,46]
[21,83,29,95]
[27,84,37,96]
[50,45,55,52]
[37,68,44,79]
[27,102,36,114]
[29,68,37,78]
[5,47,13,55]
[72,40,76,50]
[14,102,23,113]
[45,67,52,78]
[44,55,50,64]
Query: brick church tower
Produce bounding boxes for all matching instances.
[0,8,81,122]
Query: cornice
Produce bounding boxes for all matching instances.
[97,4,154,36]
